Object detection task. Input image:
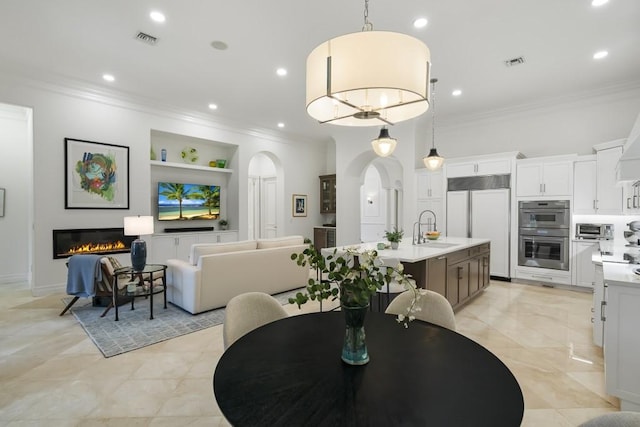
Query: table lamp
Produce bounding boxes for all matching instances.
[124,215,154,272]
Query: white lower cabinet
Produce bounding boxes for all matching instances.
[572,241,597,288]
[149,231,238,263]
[603,277,640,410]
[592,263,605,347]
[514,266,572,285]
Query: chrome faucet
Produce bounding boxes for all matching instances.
[413,209,437,245]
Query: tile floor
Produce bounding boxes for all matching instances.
[0,280,619,426]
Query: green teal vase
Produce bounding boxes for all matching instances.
[341,304,370,365]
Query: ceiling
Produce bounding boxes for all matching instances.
[1,0,639,144]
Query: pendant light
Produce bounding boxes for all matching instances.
[371,126,397,157]
[423,78,444,170]
[306,0,431,126]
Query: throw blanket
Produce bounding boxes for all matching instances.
[66,254,102,297]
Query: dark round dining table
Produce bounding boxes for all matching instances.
[213,311,524,426]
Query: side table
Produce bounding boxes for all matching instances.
[113,264,167,321]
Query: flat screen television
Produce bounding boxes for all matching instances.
[157,182,220,221]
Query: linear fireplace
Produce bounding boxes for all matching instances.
[52,228,137,259]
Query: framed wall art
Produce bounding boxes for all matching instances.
[64,138,130,209]
[292,194,307,217]
[0,188,5,217]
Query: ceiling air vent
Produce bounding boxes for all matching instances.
[504,56,525,67]
[135,32,158,46]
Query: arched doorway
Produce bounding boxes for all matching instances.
[340,152,404,244]
[247,152,282,239]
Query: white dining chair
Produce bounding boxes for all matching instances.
[579,411,640,427]
[223,292,288,349]
[385,289,457,331]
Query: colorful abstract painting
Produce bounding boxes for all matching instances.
[65,138,129,209]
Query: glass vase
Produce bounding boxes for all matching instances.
[341,304,370,365]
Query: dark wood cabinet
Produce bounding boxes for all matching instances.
[426,256,447,297]
[314,227,336,250]
[481,252,491,289]
[419,242,491,310]
[319,174,336,214]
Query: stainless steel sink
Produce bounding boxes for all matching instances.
[418,242,459,249]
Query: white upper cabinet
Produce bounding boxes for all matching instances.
[416,169,443,199]
[516,157,574,198]
[595,147,623,214]
[446,159,511,178]
[573,158,598,213]
[574,143,623,214]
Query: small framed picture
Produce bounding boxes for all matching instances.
[0,188,5,217]
[292,194,307,217]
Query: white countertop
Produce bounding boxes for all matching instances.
[322,237,490,263]
[603,262,640,288]
[592,238,640,287]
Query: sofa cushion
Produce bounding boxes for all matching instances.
[256,235,305,249]
[190,240,258,264]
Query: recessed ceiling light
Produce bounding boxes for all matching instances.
[208,103,218,110]
[413,18,428,29]
[150,11,166,23]
[452,89,462,97]
[211,41,228,50]
[593,50,608,59]
[277,122,285,128]
[591,0,609,6]
[102,74,115,82]
[276,68,287,77]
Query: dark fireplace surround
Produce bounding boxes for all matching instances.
[52,228,137,259]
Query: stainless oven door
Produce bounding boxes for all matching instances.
[518,232,569,270]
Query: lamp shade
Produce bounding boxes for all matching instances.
[306,31,431,126]
[371,127,397,157]
[124,216,153,272]
[423,148,444,171]
[124,216,154,236]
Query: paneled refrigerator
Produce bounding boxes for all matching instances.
[446,175,511,279]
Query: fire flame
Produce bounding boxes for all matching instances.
[67,240,127,255]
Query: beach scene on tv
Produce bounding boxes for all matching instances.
[158,182,220,221]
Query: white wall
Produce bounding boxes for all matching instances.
[414,86,640,163]
[0,74,326,295]
[360,165,387,242]
[0,103,31,284]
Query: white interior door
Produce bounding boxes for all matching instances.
[248,176,259,239]
[470,189,510,278]
[446,191,469,238]
[262,177,277,238]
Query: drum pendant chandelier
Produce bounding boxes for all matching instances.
[306,0,431,126]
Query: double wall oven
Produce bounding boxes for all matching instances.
[518,200,570,271]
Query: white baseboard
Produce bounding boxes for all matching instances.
[31,282,66,297]
[0,273,29,285]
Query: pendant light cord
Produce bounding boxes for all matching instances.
[431,78,437,149]
[362,0,373,31]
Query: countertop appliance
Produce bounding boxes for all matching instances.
[576,223,614,240]
[625,221,640,247]
[446,175,511,279]
[518,200,570,271]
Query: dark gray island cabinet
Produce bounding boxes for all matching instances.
[401,241,491,309]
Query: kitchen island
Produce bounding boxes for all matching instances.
[324,237,491,310]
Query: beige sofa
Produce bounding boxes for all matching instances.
[166,235,310,314]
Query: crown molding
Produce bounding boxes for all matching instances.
[0,67,322,146]
[436,78,640,129]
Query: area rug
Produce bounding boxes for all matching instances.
[65,289,303,358]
